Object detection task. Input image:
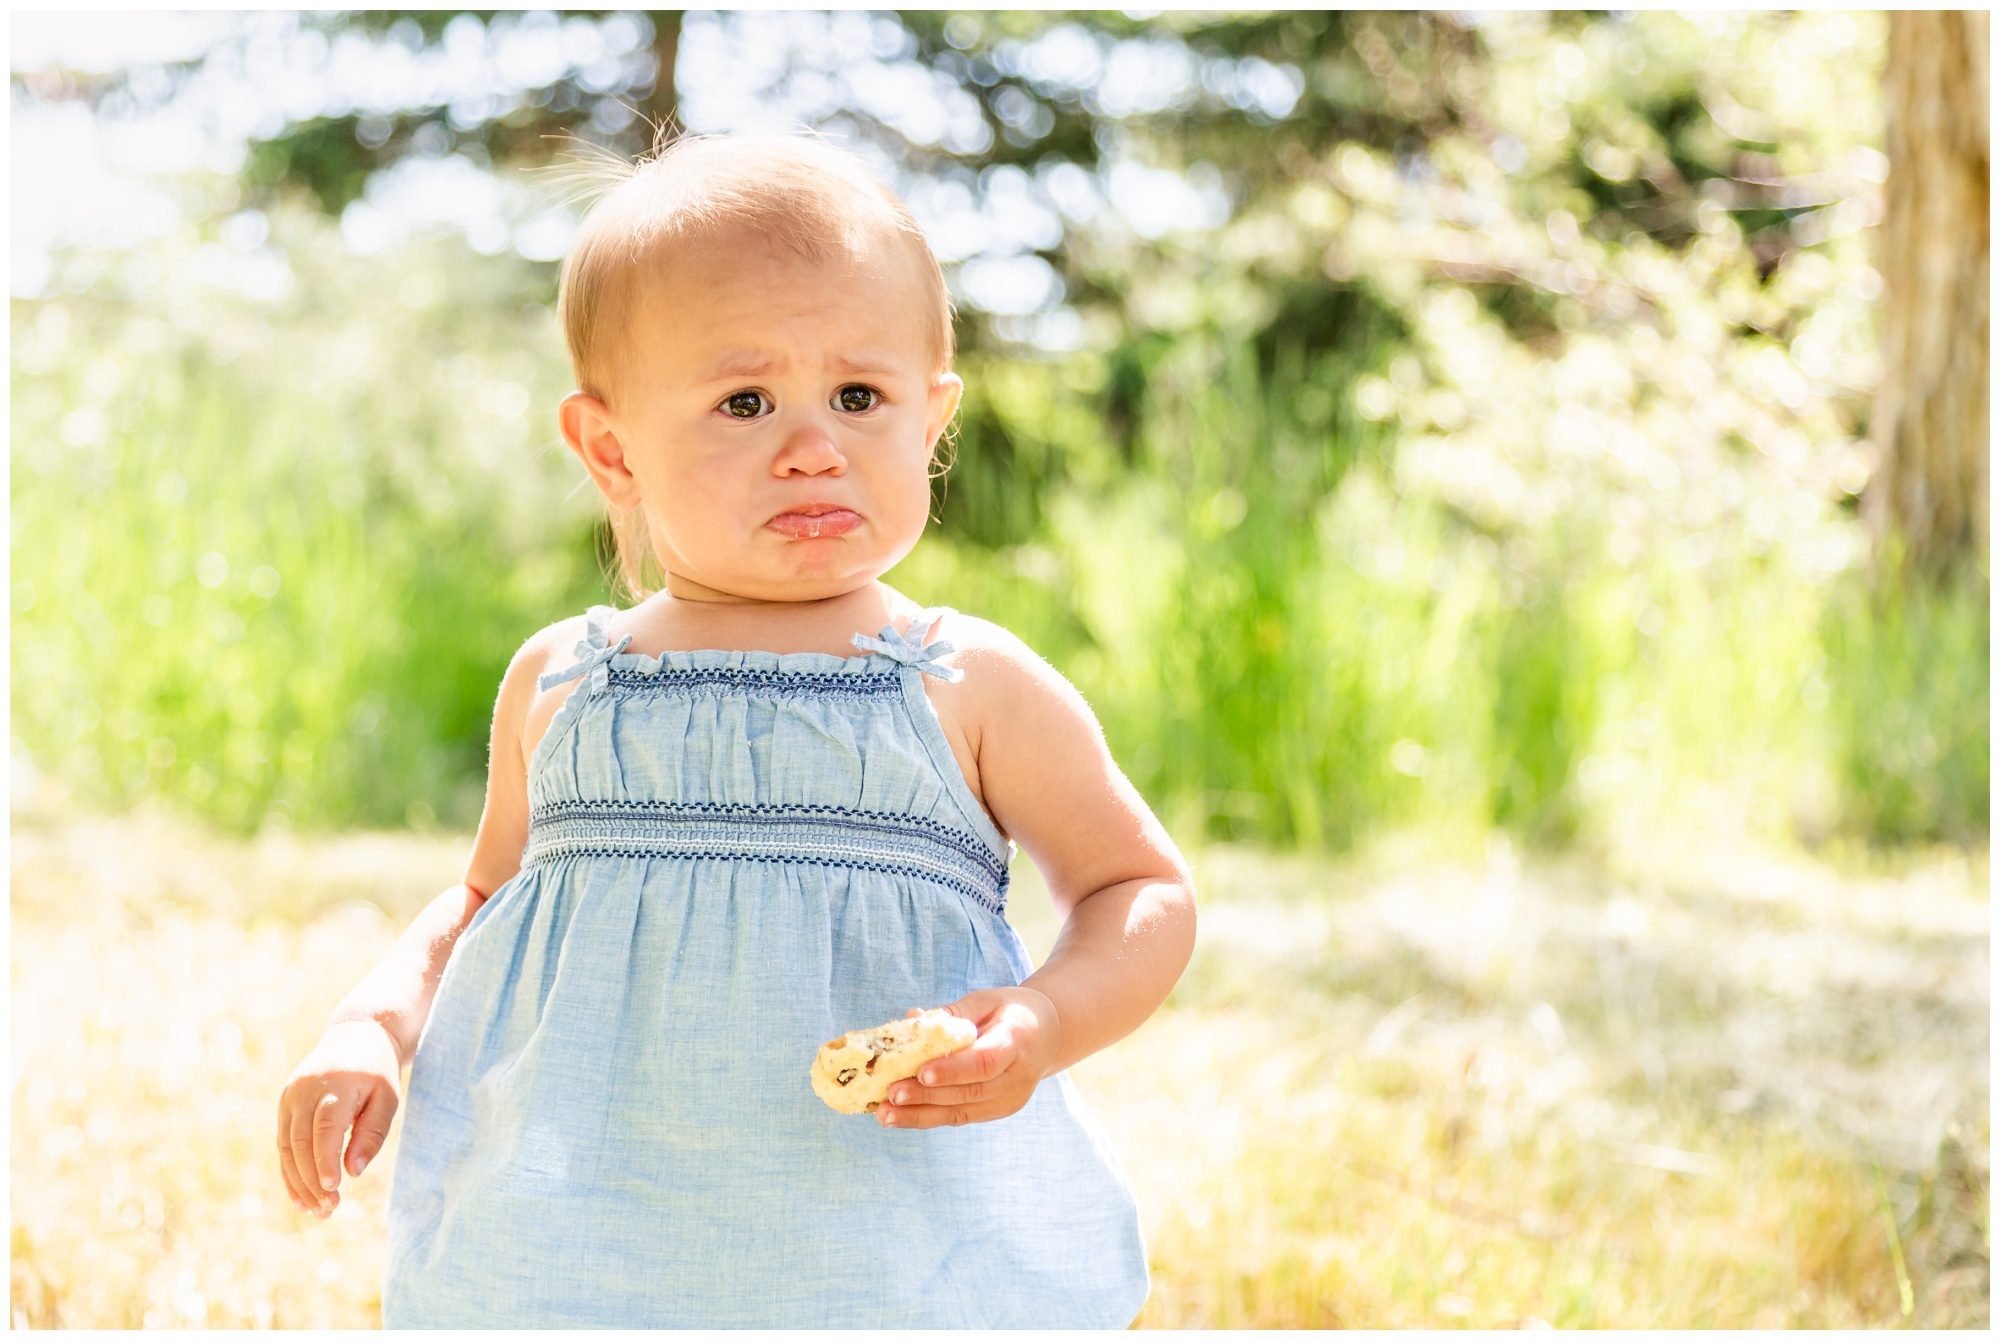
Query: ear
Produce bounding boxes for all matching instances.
[923,372,964,452]
[558,391,642,508]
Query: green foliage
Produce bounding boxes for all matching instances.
[10,11,1985,854]
[1819,563,1990,846]
[12,202,607,834]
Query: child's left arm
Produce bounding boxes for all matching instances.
[879,623,1197,1131]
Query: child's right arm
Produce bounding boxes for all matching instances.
[275,621,565,1218]
[319,621,556,1062]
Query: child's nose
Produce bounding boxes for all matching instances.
[775,422,846,470]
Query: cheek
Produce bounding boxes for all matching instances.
[654,444,742,501]
[638,463,742,539]
[886,471,937,531]
[862,441,932,502]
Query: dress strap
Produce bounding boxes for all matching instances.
[536,604,636,693]
[851,606,965,683]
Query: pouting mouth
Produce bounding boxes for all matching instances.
[770,502,856,520]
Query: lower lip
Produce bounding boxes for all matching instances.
[767,509,862,538]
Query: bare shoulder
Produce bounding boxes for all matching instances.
[523,612,592,677]
[923,611,1092,775]
[932,612,1087,745]
[461,613,594,903]
[932,610,1051,669]
[934,612,1191,915]
[515,613,596,762]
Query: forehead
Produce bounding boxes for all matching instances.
[631,228,929,354]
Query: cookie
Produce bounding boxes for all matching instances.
[811,1008,978,1115]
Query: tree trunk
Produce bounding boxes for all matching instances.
[646,11,683,149]
[1864,11,1990,585]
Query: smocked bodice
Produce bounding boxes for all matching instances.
[522,603,1013,913]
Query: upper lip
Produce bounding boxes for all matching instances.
[770,501,857,519]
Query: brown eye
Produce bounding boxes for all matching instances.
[722,390,768,419]
[835,385,880,413]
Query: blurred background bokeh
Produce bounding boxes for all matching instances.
[10,9,1989,1329]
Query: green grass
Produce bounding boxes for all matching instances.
[9,801,1987,1327]
[10,207,1988,856]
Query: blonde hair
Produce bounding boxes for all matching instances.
[542,124,958,601]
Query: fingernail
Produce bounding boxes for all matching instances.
[356,1154,370,1173]
[321,1173,336,1190]
[921,1070,936,1084]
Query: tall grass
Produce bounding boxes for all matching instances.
[900,342,1987,858]
[10,199,1987,853]
[12,218,600,834]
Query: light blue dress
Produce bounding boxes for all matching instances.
[381,604,1150,1328]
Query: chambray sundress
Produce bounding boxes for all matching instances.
[380,605,1150,1328]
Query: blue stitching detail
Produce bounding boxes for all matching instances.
[522,844,1008,916]
[602,666,904,697]
[535,606,970,690]
[529,797,1009,885]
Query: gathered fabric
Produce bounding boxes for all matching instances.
[381,604,1149,1328]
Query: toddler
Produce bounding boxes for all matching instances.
[275,129,1197,1328]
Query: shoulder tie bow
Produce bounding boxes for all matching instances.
[851,608,965,683]
[536,604,635,692]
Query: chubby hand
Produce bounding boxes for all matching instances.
[878,987,1061,1130]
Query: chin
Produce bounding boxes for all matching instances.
[756,554,882,596]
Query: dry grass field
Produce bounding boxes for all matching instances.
[9,795,1988,1328]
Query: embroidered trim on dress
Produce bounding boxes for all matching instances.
[522,798,1010,914]
[601,667,905,698]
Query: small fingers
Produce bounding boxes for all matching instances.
[886,1072,998,1108]
[277,1095,315,1213]
[877,1093,1015,1130]
[279,1124,329,1216]
[277,1143,312,1215]
[902,1037,1008,1096]
[311,1091,351,1201]
[288,1102,333,1216]
[276,1097,307,1212]
[346,1084,393,1179]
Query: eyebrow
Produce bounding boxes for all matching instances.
[690,350,899,384]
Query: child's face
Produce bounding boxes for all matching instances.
[560,228,961,606]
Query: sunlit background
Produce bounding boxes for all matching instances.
[10,9,1989,1329]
